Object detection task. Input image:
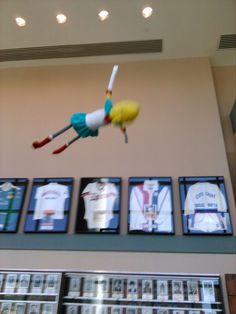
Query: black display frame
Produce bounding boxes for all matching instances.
[75,177,122,234]
[179,176,233,235]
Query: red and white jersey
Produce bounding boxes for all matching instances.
[129,182,172,232]
[82,182,118,229]
[33,183,69,220]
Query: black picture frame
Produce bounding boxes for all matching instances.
[24,177,73,233]
[0,178,28,233]
[75,177,121,234]
[128,177,175,234]
[179,176,233,235]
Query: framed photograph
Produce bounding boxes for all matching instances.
[95,306,108,314]
[141,309,153,314]
[30,274,44,294]
[141,279,153,300]
[4,273,17,293]
[17,274,31,294]
[42,304,54,314]
[157,280,169,301]
[127,279,138,299]
[173,311,184,314]
[27,303,41,314]
[82,276,95,297]
[24,177,73,233]
[75,177,121,233]
[81,305,94,314]
[68,276,81,297]
[13,303,26,314]
[188,312,200,314]
[202,280,215,302]
[0,274,4,292]
[128,177,174,234]
[187,280,199,302]
[179,176,233,235]
[95,276,109,297]
[126,308,137,314]
[111,308,122,314]
[0,303,12,314]
[0,178,28,233]
[66,305,78,314]
[44,274,58,294]
[157,310,168,314]
[172,280,184,301]
[112,278,124,298]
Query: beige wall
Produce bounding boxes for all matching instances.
[212,66,236,201]
[0,58,235,313]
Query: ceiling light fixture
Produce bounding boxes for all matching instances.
[56,14,67,24]
[15,17,26,27]
[98,10,109,21]
[142,7,153,18]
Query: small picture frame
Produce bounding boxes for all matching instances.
[127,279,138,299]
[188,311,201,314]
[17,274,31,294]
[95,276,109,298]
[81,305,94,314]
[0,178,28,233]
[42,303,54,314]
[126,308,137,314]
[172,280,184,301]
[202,280,215,302]
[82,277,95,297]
[44,274,58,294]
[0,303,12,314]
[111,307,122,314]
[112,278,124,298]
[68,276,81,298]
[30,274,44,294]
[173,311,185,314]
[27,303,41,314]
[179,176,233,235]
[75,177,121,233]
[24,177,73,233]
[141,279,153,300]
[14,303,26,314]
[66,305,78,314]
[4,273,17,293]
[157,310,168,314]
[95,306,108,314]
[128,177,174,234]
[187,280,199,302]
[156,280,169,301]
[141,309,153,314]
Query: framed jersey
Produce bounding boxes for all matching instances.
[179,176,233,235]
[24,177,73,233]
[128,177,174,234]
[0,178,28,233]
[75,177,121,234]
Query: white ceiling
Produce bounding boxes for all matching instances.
[0,0,235,67]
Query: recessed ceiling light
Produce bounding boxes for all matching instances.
[15,17,26,27]
[56,14,67,24]
[142,7,153,18]
[98,10,109,21]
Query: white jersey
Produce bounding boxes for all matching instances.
[129,183,172,232]
[86,109,106,130]
[82,182,118,229]
[184,182,227,232]
[33,183,69,220]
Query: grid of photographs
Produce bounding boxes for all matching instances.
[0,178,28,233]
[63,273,222,313]
[75,177,121,233]
[24,177,73,233]
[128,177,174,234]
[0,302,55,314]
[179,176,233,235]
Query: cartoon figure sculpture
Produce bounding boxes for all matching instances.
[32,65,140,154]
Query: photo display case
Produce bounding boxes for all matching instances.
[178,176,233,235]
[62,272,225,314]
[0,178,28,233]
[0,271,61,314]
[75,177,121,234]
[24,177,73,233]
[128,177,174,234]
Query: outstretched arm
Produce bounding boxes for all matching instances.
[106,65,119,98]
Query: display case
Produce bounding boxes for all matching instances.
[0,270,61,313]
[61,272,225,314]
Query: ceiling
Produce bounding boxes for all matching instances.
[0,0,235,67]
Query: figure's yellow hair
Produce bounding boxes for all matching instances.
[109,100,140,125]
